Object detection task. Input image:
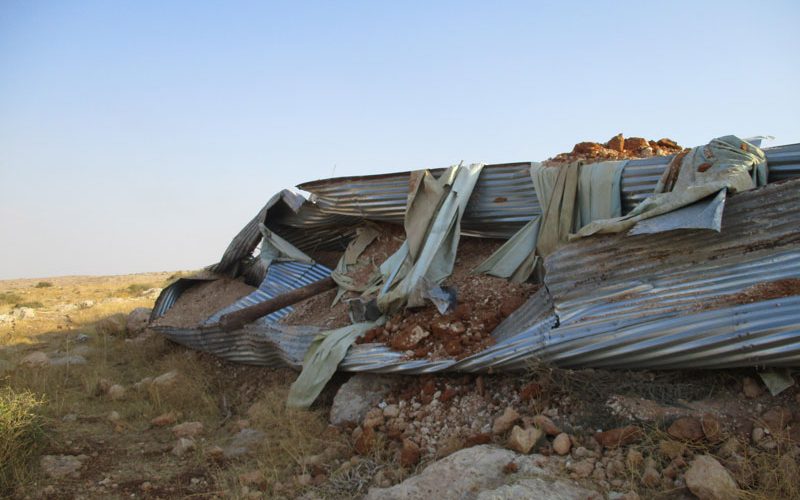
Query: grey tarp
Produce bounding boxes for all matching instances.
[377,163,484,313]
[475,160,626,281]
[574,136,767,238]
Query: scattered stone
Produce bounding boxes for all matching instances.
[506,425,541,454]
[140,482,152,492]
[701,413,723,442]
[49,355,87,366]
[759,406,793,433]
[76,333,90,342]
[553,433,572,455]
[751,427,765,444]
[363,408,384,429]
[204,445,224,462]
[400,439,421,467]
[107,384,126,401]
[95,314,127,336]
[78,300,95,309]
[355,426,376,455]
[685,455,740,500]
[518,382,542,402]
[107,411,121,422]
[152,370,180,389]
[40,455,86,478]
[532,415,560,436]
[383,404,400,418]
[126,307,152,335]
[595,426,643,448]
[658,440,685,460]
[21,351,50,367]
[13,307,36,320]
[171,421,204,438]
[626,449,644,470]
[492,407,520,435]
[330,374,396,426]
[238,470,266,488]
[742,376,763,399]
[134,377,154,390]
[668,416,705,442]
[62,414,78,423]
[568,459,594,478]
[641,467,661,488]
[151,412,179,427]
[223,429,265,459]
[172,437,196,457]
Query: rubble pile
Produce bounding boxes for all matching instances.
[341,369,800,498]
[285,225,537,360]
[545,134,684,165]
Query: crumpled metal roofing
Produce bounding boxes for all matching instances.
[151,143,800,373]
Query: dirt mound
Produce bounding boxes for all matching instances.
[545,134,683,165]
[151,278,256,329]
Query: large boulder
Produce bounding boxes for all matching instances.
[367,445,601,499]
[329,374,397,426]
[476,477,602,500]
[126,307,152,335]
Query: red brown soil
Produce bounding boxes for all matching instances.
[545,134,684,166]
[357,237,539,360]
[286,231,537,359]
[151,278,256,328]
[693,278,800,313]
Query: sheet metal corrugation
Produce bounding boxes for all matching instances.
[299,163,541,238]
[546,179,800,319]
[150,278,217,321]
[533,297,800,369]
[763,142,800,182]
[205,261,332,325]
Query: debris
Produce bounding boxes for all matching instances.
[545,134,683,165]
[399,439,421,467]
[223,429,265,459]
[151,412,178,427]
[742,376,763,399]
[667,417,705,442]
[757,369,796,396]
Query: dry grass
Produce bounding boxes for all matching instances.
[0,387,46,495]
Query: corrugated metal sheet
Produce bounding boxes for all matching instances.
[296,143,800,237]
[153,143,800,373]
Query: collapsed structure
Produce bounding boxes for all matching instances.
[150,135,800,406]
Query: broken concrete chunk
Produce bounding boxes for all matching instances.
[330,374,396,426]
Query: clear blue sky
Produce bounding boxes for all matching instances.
[1,1,798,279]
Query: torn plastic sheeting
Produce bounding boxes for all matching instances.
[377,163,484,313]
[628,189,726,235]
[287,319,382,408]
[474,160,625,282]
[575,136,767,238]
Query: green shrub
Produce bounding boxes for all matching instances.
[123,283,154,296]
[34,282,53,288]
[16,302,43,309]
[0,292,23,306]
[0,388,45,494]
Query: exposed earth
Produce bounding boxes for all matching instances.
[2,273,798,499]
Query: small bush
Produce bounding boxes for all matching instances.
[123,283,154,296]
[0,292,23,306]
[0,388,45,494]
[16,301,43,309]
[34,282,53,288]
